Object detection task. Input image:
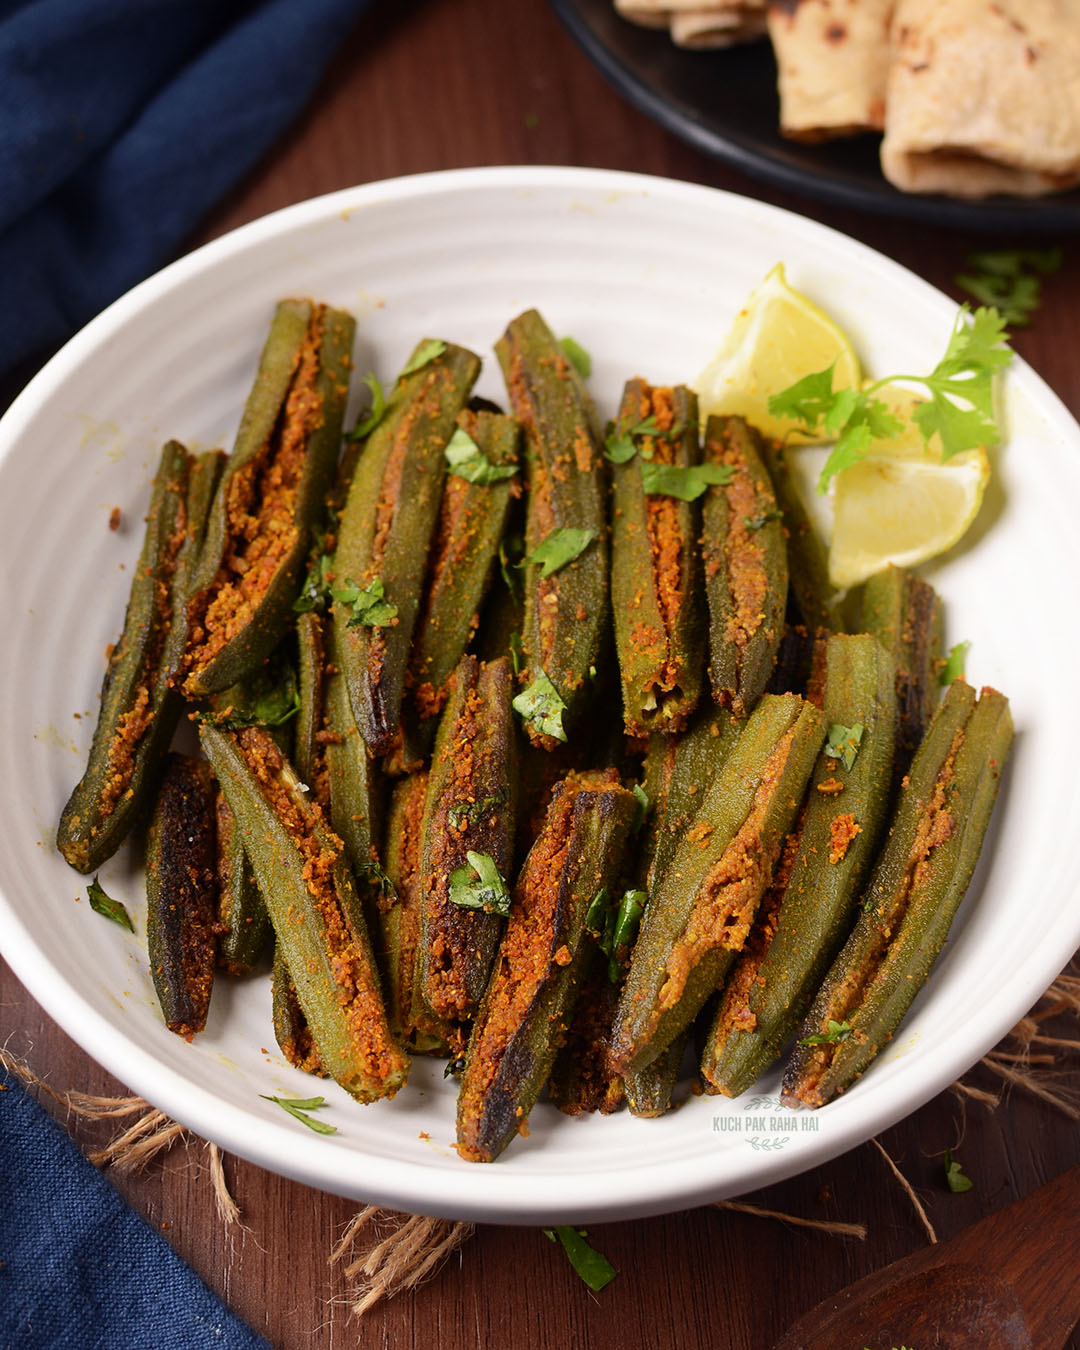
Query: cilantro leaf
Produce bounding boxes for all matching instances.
[87,878,134,932]
[766,363,838,429]
[203,653,300,730]
[824,722,864,772]
[944,1146,973,1193]
[956,249,1061,328]
[448,850,512,916]
[349,372,386,441]
[585,887,610,934]
[603,413,669,465]
[745,509,783,531]
[940,640,970,685]
[542,1227,617,1292]
[559,336,592,378]
[800,1019,853,1046]
[608,889,646,982]
[816,397,903,493]
[521,527,596,579]
[332,576,398,628]
[632,782,650,826]
[448,789,509,829]
[512,670,567,742]
[640,460,734,501]
[444,427,518,485]
[260,1094,337,1135]
[399,339,447,378]
[293,548,334,614]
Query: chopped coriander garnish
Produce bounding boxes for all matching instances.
[541,1226,617,1292]
[769,306,1014,493]
[955,248,1061,328]
[260,1094,337,1134]
[87,877,134,932]
[640,460,734,502]
[559,336,592,378]
[824,722,864,772]
[448,789,509,829]
[745,509,783,531]
[508,630,524,676]
[512,670,567,742]
[586,886,646,982]
[585,887,611,934]
[800,1019,853,1046]
[349,371,387,440]
[399,339,447,378]
[331,576,398,628]
[944,1146,973,1193]
[940,640,970,685]
[361,859,397,902]
[293,547,334,614]
[198,653,300,729]
[603,413,664,464]
[520,527,596,579]
[444,427,518,485]
[632,782,650,825]
[448,850,512,916]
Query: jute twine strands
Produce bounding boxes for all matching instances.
[3,966,1078,1319]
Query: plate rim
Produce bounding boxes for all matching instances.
[3,163,1080,1224]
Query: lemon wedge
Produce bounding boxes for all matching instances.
[828,386,990,588]
[693,263,861,443]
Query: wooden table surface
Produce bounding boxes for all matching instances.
[5,1,1080,1346]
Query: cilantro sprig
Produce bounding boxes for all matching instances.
[768,306,1014,494]
[331,576,398,628]
[520,527,596,579]
[799,1019,853,1046]
[955,248,1061,328]
[260,1094,337,1135]
[512,669,567,742]
[448,850,512,916]
[542,1226,617,1292]
[944,1146,973,1193]
[444,427,518,485]
[587,887,647,982]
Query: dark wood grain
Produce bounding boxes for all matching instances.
[6,0,1080,1347]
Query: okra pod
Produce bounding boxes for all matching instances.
[547,968,624,1116]
[495,309,610,748]
[408,409,520,729]
[701,634,896,1097]
[200,723,409,1102]
[381,773,454,1053]
[783,681,1012,1108]
[183,300,355,696]
[333,339,481,755]
[215,788,271,975]
[623,1036,687,1118]
[859,565,944,784]
[759,439,839,633]
[610,380,706,736]
[701,416,789,716]
[295,610,328,802]
[417,655,517,1024]
[58,440,206,874]
[323,631,383,886]
[456,770,638,1162]
[271,944,325,1075]
[146,754,219,1038]
[608,694,826,1076]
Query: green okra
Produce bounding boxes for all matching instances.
[380,772,454,1053]
[271,944,325,1076]
[417,655,517,1025]
[58,440,212,874]
[333,339,481,756]
[860,565,944,784]
[184,300,355,696]
[759,439,839,633]
[701,633,896,1098]
[146,753,219,1038]
[701,416,789,716]
[782,680,1013,1109]
[623,1035,687,1118]
[323,629,383,886]
[765,623,819,699]
[408,409,520,732]
[200,723,409,1102]
[608,694,827,1077]
[295,610,328,799]
[495,309,610,748]
[457,771,638,1163]
[610,380,706,737]
[215,788,271,976]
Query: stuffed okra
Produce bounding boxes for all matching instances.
[759,439,839,633]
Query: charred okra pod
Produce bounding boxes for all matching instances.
[759,439,839,633]
[417,655,517,1025]
[701,416,789,716]
[271,945,325,1075]
[860,565,944,784]
[59,441,220,874]
[380,773,453,1053]
[610,380,706,736]
[701,634,896,1097]
[457,770,638,1162]
[495,309,610,748]
[146,754,219,1038]
[783,680,1012,1108]
[608,694,826,1076]
[333,339,481,756]
[408,410,520,728]
[200,723,409,1102]
[183,300,355,696]
[547,971,624,1116]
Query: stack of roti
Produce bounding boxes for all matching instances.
[615,0,1080,197]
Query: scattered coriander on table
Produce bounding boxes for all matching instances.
[542,1226,617,1292]
[944,1146,974,1193]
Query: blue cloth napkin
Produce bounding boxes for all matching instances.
[0,0,368,379]
[0,1069,272,1349]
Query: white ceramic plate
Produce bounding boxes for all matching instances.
[2,167,1078,1225]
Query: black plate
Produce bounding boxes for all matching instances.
[550,0,1080,232]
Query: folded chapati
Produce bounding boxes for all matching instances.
[880,0,1080,196]
[616,0,766,47]
[767,0,894,140]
